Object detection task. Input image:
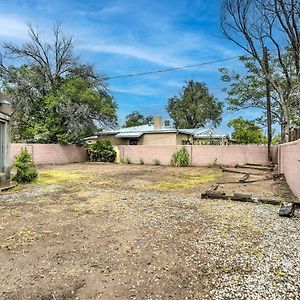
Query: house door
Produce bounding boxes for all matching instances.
[0,121,5,173]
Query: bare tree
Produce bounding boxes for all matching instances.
[3,23,75,87]
[221,0,299,145]
[273,0,300,113]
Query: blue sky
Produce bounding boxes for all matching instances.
[0,0,263,134]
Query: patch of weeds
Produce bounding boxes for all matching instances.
[34,170,86,185]
[153,159,161,166]
[68,194,118,218]
[0,228,39,250]
[251,245,266,257]
[273,266,289,282]
[9,209,21,217]
[140,158,144,165]
[42,230,59,237]
[67,267,81,278]
[207,159,224,169]
[170,147,189,167]
[150,172,220,191]
[123,157,131,164]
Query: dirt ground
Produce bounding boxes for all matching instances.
[0,163,299,300]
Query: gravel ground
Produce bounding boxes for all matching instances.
[0,163,299,300]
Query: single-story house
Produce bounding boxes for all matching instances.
[85,116,234,146]
[0,94,11,181]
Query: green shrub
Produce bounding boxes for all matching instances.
[13,148,38,183]
[86,140,116,162]
[123,157,131,164]
[140,158,144,165]
[153,159,161,166]
[170,147,190,167]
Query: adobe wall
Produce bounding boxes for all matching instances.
[278,140,300,199]
[118,145,276,166]
[11,144,87,165]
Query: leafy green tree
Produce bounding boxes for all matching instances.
[166,80,223,128]
[0,24,117,144]
[123,111,153,128]
[228,117,267,144]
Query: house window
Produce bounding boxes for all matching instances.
[129,138,138,145]
[182,140,190,145]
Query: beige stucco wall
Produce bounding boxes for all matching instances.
[139,133,177,145]
[176,133,191,145]
[95,135,126,145]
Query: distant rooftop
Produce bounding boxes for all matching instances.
[84,124,227,140]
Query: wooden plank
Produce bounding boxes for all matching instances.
[217,178,270,185]
[201,190,288,207]
[201,191,228,200]
[252,197,281,205]
[245,163,274,167]
[208,184,219,191]
[239,174,250,182]
[0,182,17,192]
[236,164,274,171]
[232,193,252,200]
[221,168,264,176]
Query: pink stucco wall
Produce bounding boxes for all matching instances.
[11,144,87,165]
[118,145,277,166]
[278,140,300,199]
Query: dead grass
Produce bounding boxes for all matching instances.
[34,170,86,185]
[150,171,221,191]
[0,228,39,250]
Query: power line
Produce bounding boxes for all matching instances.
[104,56,241,80]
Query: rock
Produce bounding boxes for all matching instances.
[278,203,296,217]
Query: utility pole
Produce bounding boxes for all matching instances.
[263,47,272,162]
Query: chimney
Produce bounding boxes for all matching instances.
[153,116,162,129]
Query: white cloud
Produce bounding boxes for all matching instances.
[79,42,191,68]
[0,15,27,39]
[78,4,126,18]
[111,85,161,97]
[96,5,124,16]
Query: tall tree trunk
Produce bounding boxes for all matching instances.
[282,105,290,142]
[264,47,272,161]
[280,112,286,143]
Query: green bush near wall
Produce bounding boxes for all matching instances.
[86,140,116,162]
[170,147,190,167]
[13,148,38,183]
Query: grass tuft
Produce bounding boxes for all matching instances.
[150,172,221,191]
[34,170,86,185]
